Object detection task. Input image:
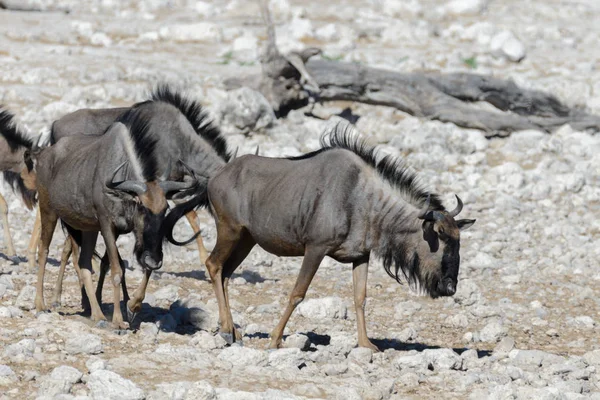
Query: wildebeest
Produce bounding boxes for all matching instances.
[165,124,475,350]
[24,107,198,328]
[39,86,229,318]
[0,108,40,263]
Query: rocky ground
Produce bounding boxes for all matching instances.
[1,0,600,399]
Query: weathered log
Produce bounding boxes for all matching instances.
[225,2,600,137]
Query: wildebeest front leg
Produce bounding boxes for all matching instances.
[126,269,151,322]
[205,223,242,343]
[34,203,58,312]
[269,247,326,349]
[0,192,16,260]
[27,207,41,269]
[185,210,209,264]
[100,226,128,329]
[353,256,379,352]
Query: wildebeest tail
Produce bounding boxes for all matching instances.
[162,184,208,246]
[0,107,37,209]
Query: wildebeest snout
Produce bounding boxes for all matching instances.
[142,252,163,271]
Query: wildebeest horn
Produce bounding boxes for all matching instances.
[448,195,463,217]
[232,147,239,159]
[417,195,434,221]
[106,161,147,195]
[159,180,196,194]
[255,146,260,156]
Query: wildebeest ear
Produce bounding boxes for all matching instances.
[457,219,476,231]
[422,221,439,253]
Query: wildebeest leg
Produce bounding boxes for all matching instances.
[221,232,256,341]
[34,203,58,312]
[269,247,326,349]
[126,269,151,322]
[185,210,209,264]
[96,251,129,306]
[205,223,242,342]
[49,236,73,308]
[100,225,128,329]
[0,192,16,259]
[27,207,41,269]
[353,256,379,352]
[95,252,109,305]
[79,232,105,322]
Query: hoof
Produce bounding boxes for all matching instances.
[35,309,50,317]
[9,256,20,265]
[95,320,110,329]
[125,306,138,324]
[219,332,238,345]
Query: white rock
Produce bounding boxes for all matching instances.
[394,352,426,370]
[444,0,487,15]
[423,349,462,371]
[189,331,228,351]
[490,30,526,62]
[217,346,268,367]
[4,338,35,359]
[267,348,307,369]
[0,365,17,385]
[194,1,217,17]
[567,316,596,329]
[153,285,180,303]
[493,337,515,357]
[347,347,373,364]
[15,285,36,310]
[38,366,83,397]
[87,370,144,400]
[218,87,275,135]
[284,333,311,351]
[289,17,313,40]
[297,297,347,320]
[183,380,216,400]
[86,356,107,373]
[90,32,112,47]
[479,319,508,343]
[383,0,422,17]
[444,313,469,328]
[65,333,103,355]
[583,349,600,366]
[159,23,222,43]
[315,23,338,41]
[139,322,159,337]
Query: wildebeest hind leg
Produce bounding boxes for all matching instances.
[185,210,210,264]
[0,192,16,260]
[79,232,105,322]
[100,226,128,329]
[269,247,326,349]
[27,207,41,269]
[353,256,379,352]
[95,253,109,305]
[205,223,242,343]
[50,236,73,308]
[222,232,256,341]
[35,203,58,312]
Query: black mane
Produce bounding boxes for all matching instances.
[117,108,159,181]
[150,85,231,162]
[0,107,34,152]
[320,123,445,211]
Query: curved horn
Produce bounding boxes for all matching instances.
[417,194,434,220]
[448,194,463,217]
[159,180,196,194]
[106,161,147,195]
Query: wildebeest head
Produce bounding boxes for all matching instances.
[415,195,475,298]
[106,161,197,271]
